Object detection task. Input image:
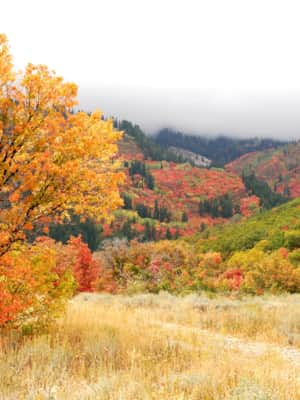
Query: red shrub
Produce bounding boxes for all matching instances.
[68,236,100,292]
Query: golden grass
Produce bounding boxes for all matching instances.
[1,292,300,399]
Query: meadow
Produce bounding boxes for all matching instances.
[1,292,300,399]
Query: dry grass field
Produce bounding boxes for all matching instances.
[1,292,300,399]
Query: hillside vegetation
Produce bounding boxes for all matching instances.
[49,120,294,247]
[226,141,300,198]
[199,198,300,255]
[112,160,252,239]
[97,125,290,243]
[91,199,300,295]
[155,128,287,167]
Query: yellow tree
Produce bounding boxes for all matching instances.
[0,34,124,256]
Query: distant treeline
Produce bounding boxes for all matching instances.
[114,119,186,163]
[155,128,288,167]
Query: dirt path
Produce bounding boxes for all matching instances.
[152,320,300,367]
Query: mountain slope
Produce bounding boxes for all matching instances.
[226,142,300,198]
[101,122,271,241]
[155,128,288,167]
[198,198,300,256]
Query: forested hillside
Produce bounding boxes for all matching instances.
[197,198,300,256]
[49,119,292,246]
[114,120,185,163]
[155,128,288,167]
[101,126,277,242]
[226,141,300,198]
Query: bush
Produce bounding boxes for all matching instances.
[68,236,100,292]
[284,230,300,250]
[227,246,300,294]
[0,238,76,331]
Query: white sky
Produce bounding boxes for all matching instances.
[2,0,300,138]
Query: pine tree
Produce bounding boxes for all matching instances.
[181,212,188,222]
[154,200,160,220]
[166,228,172,240]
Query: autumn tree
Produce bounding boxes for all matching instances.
[0,34,124,256]
[0,34,124,329]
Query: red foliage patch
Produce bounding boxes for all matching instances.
[68,236,100,292]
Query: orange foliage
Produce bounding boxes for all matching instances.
[0,34,124,329]
[0,238,76,329]
[226,145,300,198]
[0,34,124,256]
[240,196,260,216]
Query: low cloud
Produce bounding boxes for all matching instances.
[78,86,300,140]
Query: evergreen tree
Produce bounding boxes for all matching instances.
[143,221,156,241]
[145,172,155,189]
[121,220,134,240]
[119,120,185,163]
[220,194,233,218]
[242,172,289,209]
[122,193,132,210]
[200,222,206,232]
[136,203,152,218]
[182,212,188,222]
[166,228,172,240]
[49,215,102,251]
[154,200,160,220]
[129,160,155,189]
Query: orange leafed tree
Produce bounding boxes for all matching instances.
[0,34,124,256]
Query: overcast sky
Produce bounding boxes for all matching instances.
[2,0,300,139]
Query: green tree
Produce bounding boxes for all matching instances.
[166,228,172,240]
[182,212,188,222]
